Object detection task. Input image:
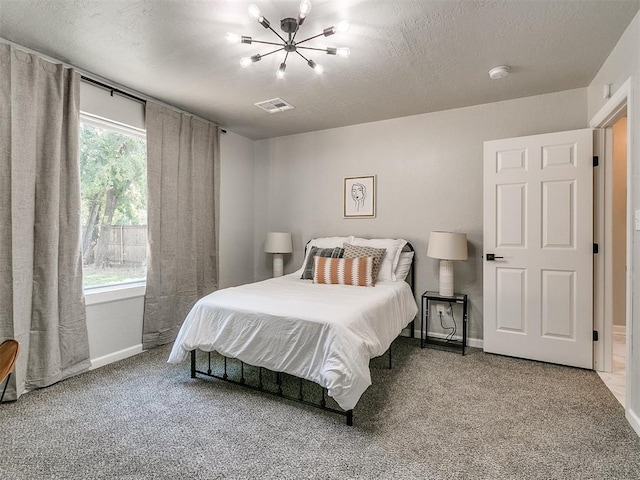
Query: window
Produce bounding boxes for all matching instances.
[79,116,147,289]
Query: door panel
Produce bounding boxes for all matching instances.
[483,128,593,368]
[497,183,526,247]
[541,269,575,338]
[542,180,574,248]
[496,268,526,333]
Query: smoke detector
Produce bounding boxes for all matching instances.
[254,97,295,113]
[489,65,510,80]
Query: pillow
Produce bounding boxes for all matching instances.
[342,243,385,283]
[350,238,407,281]
[394,251,414,281]
[300,246,344,280]
[313,256,375,287]
[299,236,355,274]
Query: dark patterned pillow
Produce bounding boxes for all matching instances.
[342,243,386,283]
[301,246,344,279]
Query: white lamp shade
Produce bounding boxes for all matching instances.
[264,232,293,253]
[427,231,468,260]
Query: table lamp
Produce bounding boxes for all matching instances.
[427,231,468,297]
[264,232,293,277]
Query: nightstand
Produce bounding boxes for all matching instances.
[421,291,468,355]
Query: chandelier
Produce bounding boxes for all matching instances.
[225,1,350,78]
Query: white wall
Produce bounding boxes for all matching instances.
[219,131,256,288]
[587,10,640,436]
[253,88,588,341]
[86,291,145,369]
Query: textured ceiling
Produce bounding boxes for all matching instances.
[1,0,639,140]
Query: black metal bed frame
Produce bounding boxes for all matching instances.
[188,241,415,426]
[190,349,394,426]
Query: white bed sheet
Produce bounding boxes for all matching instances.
[168,273,418,411]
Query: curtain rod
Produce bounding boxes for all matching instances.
[81,75,146,104]
[79,75,227,133]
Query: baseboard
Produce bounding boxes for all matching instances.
[627,408,640,439]
[90,344,143,370]
[613,325,626,335]
[401,328,483,349]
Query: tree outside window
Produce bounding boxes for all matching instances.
[79,121,147,288]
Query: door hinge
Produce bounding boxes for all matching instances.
[593,155,599,167]
[593,243,599,254]
[593,330,599,342]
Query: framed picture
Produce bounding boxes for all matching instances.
[344,175,375,218]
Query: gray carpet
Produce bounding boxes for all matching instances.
[1,338,639,479]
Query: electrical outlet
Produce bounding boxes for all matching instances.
[436,304,446,315]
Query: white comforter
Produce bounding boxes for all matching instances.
[168,273,418,410]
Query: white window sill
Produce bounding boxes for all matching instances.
[84,282,146,306]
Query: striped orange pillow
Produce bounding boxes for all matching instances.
[313,256,375,287]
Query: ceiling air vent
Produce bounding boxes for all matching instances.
[254,98,295,113]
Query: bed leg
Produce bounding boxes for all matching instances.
[190,350,196,378]
[346,410,353,426]
[388,343,392,369]
[207,352,212,375]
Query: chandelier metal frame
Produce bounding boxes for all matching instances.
[226,1,350,78]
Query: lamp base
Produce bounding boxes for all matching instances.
[439,259,454,297]
[273,253,284,278]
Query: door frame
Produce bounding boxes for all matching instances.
[593,114,626,373]
[590,77,636,433]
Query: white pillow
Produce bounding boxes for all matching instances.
[299,236,355,273]
[350,238,407,281]
[394,251,414,281]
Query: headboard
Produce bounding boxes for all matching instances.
[402,242,415,297]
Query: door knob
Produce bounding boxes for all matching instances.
[485,253,504,261]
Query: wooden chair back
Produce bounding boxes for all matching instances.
[0,339,19,385]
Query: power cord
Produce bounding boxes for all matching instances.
[438,302,458,342]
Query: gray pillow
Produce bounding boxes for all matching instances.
[301,246,344,279]
[342,243,386,282]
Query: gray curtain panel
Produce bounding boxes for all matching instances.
[143,102,220,349]
[0,44,90,400]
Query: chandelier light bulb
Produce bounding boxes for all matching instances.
[276,63,287,79]
[225,32,241,44]
[336,21,350,33]
[299,0,312,18]
[336,47,350,57]
[248,4,261,19]
[240,57,252,68]
[314,63,324,74]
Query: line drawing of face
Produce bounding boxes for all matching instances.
[351,183,366,211]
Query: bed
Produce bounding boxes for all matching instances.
[168,237,418,425]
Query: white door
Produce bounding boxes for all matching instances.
[483,129,593,368]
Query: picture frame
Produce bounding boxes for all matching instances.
[344,175,376,218]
